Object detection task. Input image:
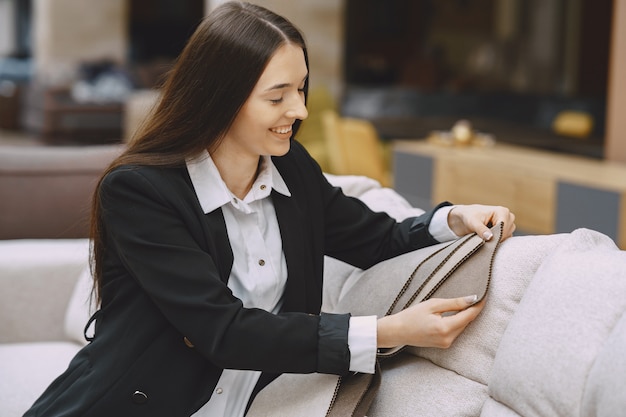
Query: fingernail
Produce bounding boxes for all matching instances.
[482,231,493,241]
[464,295,478,305]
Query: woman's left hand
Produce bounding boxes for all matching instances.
[447,204,516,242]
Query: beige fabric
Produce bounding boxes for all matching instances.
[385,232,488,315]
[322,257,358,314]
[336,231,566,385]
[247,228,578,417]
[369,355,487,417]
[488,228,626,417]
[333,240,454,316]
[0,239,89,343]
[251,227,574,416]
[410,232,567,385]
[251,225,499,416]
[246,373,338,417]
[0,342,81,417]
[480,398,523,417]
[581,311,626,417]
[63,266,97,346]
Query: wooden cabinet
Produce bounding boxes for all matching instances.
[22,86,123,144]
[393,140,626,248]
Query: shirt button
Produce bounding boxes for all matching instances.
[232,198,238,205]
[215,388,223,395]
[258,259,265,266]
[260,184,266,190]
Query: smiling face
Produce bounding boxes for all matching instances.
[219,42,309,161]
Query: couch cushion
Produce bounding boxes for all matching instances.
[64,265,97,346]
[481,397,524,416]
[487,228,626,417]
[0,341,81,416]
[0,239,90,343]
[369,355,488,416]
[581,310,626,417]
[407,232,567,385]
[322,257,358,314]
[332,232,567,385]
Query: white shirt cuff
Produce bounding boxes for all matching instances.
[428,205,460,242]
[348,315,377,374]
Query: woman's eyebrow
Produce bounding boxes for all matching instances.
[264,75,308,92]
[265,83,291,92]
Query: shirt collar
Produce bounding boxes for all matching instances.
[186,150,290,214]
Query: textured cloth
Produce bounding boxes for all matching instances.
[0,239,89,343]
[0,342,81,417]
[581,311,626,417]
[480,398,523,416]
[331,232,567,386]
[251,227,566,416]
[63,266,96,346]
[369,356,487,417]
[410,232,568,385]
[487,228,626,417]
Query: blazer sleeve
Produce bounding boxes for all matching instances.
[284,141,450,270]
[323,183,451,269]
[99,166,350,376]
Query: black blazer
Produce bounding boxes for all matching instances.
[25,141,446,417]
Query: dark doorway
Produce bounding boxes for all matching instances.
[128,0,204,88]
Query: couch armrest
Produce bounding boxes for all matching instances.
[0,144,125,239]
[0,239,90,343]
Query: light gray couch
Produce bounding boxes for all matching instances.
[1,175,625,417]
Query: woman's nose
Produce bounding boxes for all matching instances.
[286,96,308,121]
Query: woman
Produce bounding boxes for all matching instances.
[25,2,515,416]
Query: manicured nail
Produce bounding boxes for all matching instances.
[482,231,493,241]
[464,295,478,305]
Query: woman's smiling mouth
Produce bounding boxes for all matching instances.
[270,125,292,135]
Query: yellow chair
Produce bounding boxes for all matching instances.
[321,110,392,187]
[296,86,337,172]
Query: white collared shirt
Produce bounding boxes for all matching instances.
[186,152,376,417]
[186,151,456,416]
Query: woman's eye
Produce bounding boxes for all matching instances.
[270,97,283,104]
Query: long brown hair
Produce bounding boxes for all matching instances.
[90,1,309,303]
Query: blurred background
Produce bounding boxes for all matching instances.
[1,0,626,244]
[0,0,623,157]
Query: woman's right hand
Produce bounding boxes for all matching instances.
[376,295,485,349]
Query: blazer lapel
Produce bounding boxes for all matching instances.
[272,190,311,313]
[179,165,233,285]
[203,208,234,285]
